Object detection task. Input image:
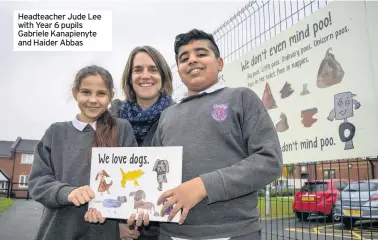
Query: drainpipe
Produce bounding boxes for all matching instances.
[367,157,376,179]
[314,162,318,180]
[10,137,21,196]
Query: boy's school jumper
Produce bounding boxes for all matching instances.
[28,117,137,240]
[152,86,283,239]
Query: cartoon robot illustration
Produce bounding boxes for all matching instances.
[95,170,113,196]
[152,159,169,191]
[327,92,361,150]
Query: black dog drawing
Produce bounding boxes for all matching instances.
[152,159,169,191]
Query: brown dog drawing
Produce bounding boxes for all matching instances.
[129,190,159,216]
[95,170,113,195]
[152,159,169,191]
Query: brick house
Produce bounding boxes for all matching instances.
[306,158,378,181]
[278,158,378,189]
[0,141,13,194]
[0,168,11,196]
[0,137,39,198]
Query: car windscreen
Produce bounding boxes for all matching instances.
[301,182,328,192]
[344,182,378,192]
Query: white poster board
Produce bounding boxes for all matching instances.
[88,146,183,223]
[220,1,378,163]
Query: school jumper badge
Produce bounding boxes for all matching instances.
[211,104,228,122]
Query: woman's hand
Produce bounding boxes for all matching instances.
[127,210,150,227]
[119,223,140,240]
[120,210,150,239]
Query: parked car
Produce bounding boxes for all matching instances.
[334,179,378,228]
[292,179,350,221]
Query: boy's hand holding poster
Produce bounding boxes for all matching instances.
[88,146,183,223]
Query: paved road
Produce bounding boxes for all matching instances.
[0,199,43,240]
[261,216,378,240]
[1,200,377,240]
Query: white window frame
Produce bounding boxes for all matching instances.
[0,181,6,192]
[21,154,34,164]
[19,175,29,188]
[323,169,336,179]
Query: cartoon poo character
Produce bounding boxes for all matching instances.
[152,159,169,191]
[300,83,310,96]
[129,190,159,216]
[120,169,144,188]
[301,108,318,128]
[327,91,361,150]
[95,170,113,195]
[317,48,344,88]
[276,113,289,132]
[279,82,294,99]
[262,82,277,110]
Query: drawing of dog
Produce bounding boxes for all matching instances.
[152,159,169,191]
[95,170,113,195]
[120,168,144,188]
[129,190,159,216]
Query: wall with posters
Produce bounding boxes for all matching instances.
[221,1,378,164]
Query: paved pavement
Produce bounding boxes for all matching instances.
[261,216,378,240]
[0,199,43,240]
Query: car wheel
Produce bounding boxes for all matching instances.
[331,208,340,222]
[295,211,309,221]
[333,214,341,222]
[342,217,356,229]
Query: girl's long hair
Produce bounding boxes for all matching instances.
[73,65,119,162]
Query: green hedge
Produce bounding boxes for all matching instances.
[258,189,296,197]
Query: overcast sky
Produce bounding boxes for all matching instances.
[0,0,250,141]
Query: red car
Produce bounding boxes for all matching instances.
[292,179,351,221]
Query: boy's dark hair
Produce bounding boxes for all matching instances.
[174,29,220,62]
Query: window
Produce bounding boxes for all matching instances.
[345,182,378,192]
[0,181,6,192]
[21,154,34,164]
[323,169,336,179]
[19,175,29,188]
[301,173,309,179]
